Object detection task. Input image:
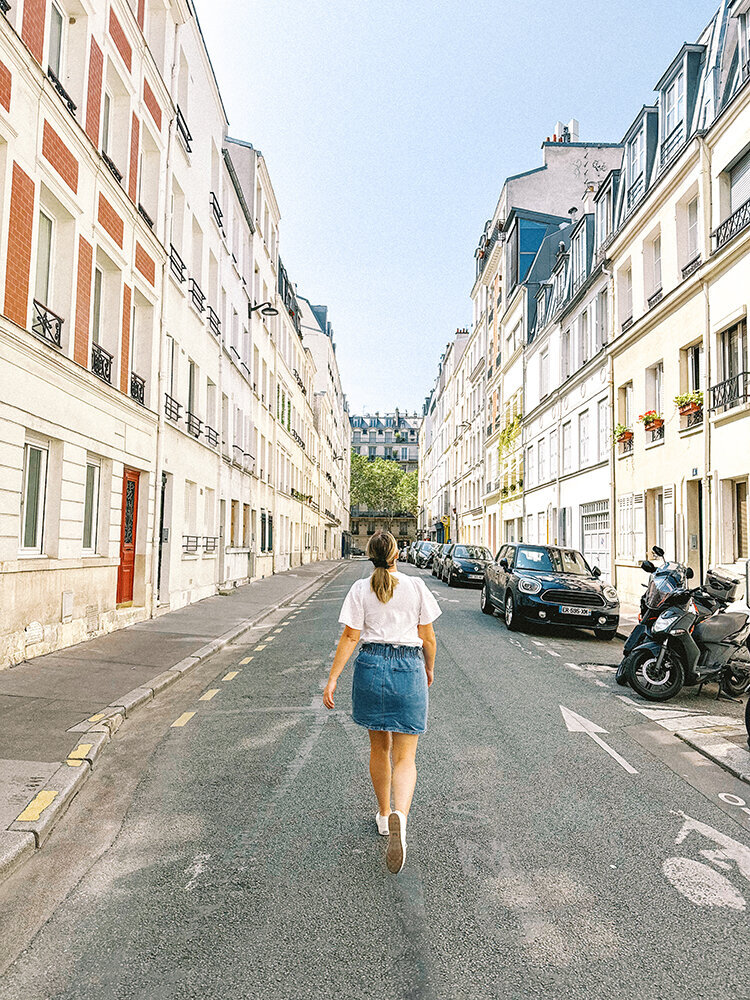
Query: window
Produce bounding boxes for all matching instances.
[35,211,54,307]
[102,92,112,155]
[620,382,634,428]
[579,411,589,465]
[540,351,549,397]
[21,442,48,553]
[82,461,100,552]
[719,320,748,388]
[652,234,662,291]
[647,362,664,414]
[572,230,585,287]
[538,437,546,481]
[48,3,64,79]
[561,329,571,380]
[596,188,611,247]
[629,129,645,187]
[663,72,684,136]
[526,445,535,486]
[580,309,590,366]
[92,267,103,344]
[598,399,609,460]
[729,150,750,214]
[562,421,572,473]
[550,430,558,476]
[596,289,608,350]
[687,197,699,261]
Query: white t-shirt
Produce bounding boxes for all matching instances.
[338,572,442,647]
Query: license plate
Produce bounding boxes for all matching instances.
[469,574,483,580]
[559,606,589,616]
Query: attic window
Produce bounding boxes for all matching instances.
[663,71,685,137]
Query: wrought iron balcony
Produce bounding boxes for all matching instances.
[207,305,221,337]
[683,408,703,429]
[31,299,63,347]
[649,423,665,443]
[621,316,633,333]
[647,288,663,308]
[186,411,202,438]
[710,371,749,412]
[164,393,182,421]
[627,175,645,211]
[619,437,634,456]
[101,149,123,183]
[130,372,145,405]
[188,277,205,312]
[660,125,684,169]
[47,66,76,115]
[209,191,224,230]
[204,425,219,447]
[714,197,750,251]
[176,105,192,152]
[292,428,305,449]
[138,203,154,229]
[203,536,218,553]
[682,255,702,279]
[169,244,186,283]
[182,534,199,553]
[0,1,10,14]
[91,342,113,383]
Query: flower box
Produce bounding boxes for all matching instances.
[678,401,701,416]
[616,429,633,443]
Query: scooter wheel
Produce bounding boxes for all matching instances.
[626,647,684,702]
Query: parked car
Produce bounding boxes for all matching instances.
[414,541,438,568]
[398,546,409,562]
[407,541,419,564]
[350,546,365,557]
[440,544,493,586]
[481,543,620,639]
[431,543,447,576]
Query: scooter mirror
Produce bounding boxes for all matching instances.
[686,567,694,579]
[641,560,656,573]
[652,546,665,558]
[592,566,601,578]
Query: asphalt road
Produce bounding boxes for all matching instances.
[1,562,749,1000]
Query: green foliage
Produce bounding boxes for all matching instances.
[350,451,417,526]
[613,422,632,443]
[674,390,703,409]
[497,415,521,457]
[396,470,419,517]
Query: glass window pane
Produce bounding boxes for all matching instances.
[23,446,46,549]
[49,5,63,78]
[83,463,99,550]
[92,268,103,344]
[102,93,111,153]
[35,212,53,305]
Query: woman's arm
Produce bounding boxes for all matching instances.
[417,623,437,687]
[323,626,361,708]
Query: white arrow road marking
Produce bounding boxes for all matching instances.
[560,705,638,775]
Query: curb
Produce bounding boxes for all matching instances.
[0,560,346,884]
[676,728,750,786]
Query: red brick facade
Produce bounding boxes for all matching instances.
[73,237,93,368]
[135,242,155,285]
[42,121,79,193]
[108,8,132,72]
[4,163,35,328]
[0,60,11,112]
[21,0,47,64]
[128,114,140,202]
[120,283,131,393]
[85,39,104,146]
[137,0,146,30]
[143,78,162,132]
[97,193,124,248]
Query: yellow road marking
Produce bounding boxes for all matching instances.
[171,711,196,728]
[222,671,239,681]
[199,689,219,701]
[265,636,275,642]
[68,743,93,760]
[65,759,84,767]
[88,713,106,723]
[254,644,266,651]
[240,656,253,664]
[273,628,284,634]
[17,789,58,822]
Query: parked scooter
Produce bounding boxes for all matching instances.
[623,567,750,702]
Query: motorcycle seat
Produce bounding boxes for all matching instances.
[694,612,748,644]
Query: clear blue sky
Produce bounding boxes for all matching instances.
[197,0,717,415]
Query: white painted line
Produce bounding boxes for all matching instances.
[547,650,561,658]
[566,662,583,670]
[560,705,638,775]
[532,641,545,647]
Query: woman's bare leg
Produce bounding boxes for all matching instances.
[391,733,419,815]
[368,730,392,815]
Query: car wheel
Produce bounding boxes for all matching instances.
[595,627,618,641]
[480,584,494,616]
[504,592,520,631]
[447,570,455,586]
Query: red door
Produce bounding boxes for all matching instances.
[116,468,140,604]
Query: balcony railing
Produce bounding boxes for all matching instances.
[649,423,665,443]
[204,536,218,553]
[130,372,145,405]
[207,305,221,337]
[619,437,634,456]
[647,288,663,309]
[682,255,702,279]
[209,191,223,230]
[292,428,305,449]
[627,175,645,211]
[683,408,703,429]
[176,105,192,152]
[91,342,113,383]
[31,299,63,347]
[101,149,123,184]
[188,277,205,312]
[710,372,749,412]
[204,425,219,447]
[0,1,10,13]
[47,66,76,115]
[138,203,154,229]
[621,316,633,333]
[660,125,684,169]
[169,245,186,283]
[164,393,182,421]
[714,198,750,252]
[186,411,202,438]
[182,534,199,553]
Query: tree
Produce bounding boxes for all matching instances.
[396,470,419,517]
[350,452,415,531]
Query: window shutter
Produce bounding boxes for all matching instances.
[730,150,750,213]
[663,485,675,560]
[633,492,646,561]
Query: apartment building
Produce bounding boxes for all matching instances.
[0,0,349,667]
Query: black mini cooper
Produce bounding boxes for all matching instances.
[480,543,620,640]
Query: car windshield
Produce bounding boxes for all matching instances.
[454,546,492,560]
[515,546,592,575]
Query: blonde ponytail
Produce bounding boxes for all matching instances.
[366,530,399,604]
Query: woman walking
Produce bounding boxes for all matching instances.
[323,530,440,872]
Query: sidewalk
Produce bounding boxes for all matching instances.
[0,559,345,882]
[616,602,639,641]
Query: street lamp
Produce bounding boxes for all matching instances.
[249,301,279,318]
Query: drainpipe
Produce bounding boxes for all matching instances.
[149,22,181,618]
[697,132,713,573]
[601,263,617,588]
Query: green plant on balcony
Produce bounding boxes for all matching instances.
[674,390,703,415]
[613,422,633,443]
[637,409,663,429]
[497,414,521,457]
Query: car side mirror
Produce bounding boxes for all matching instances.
[499,558,509,570]
[641,560,656,574]
[686,567,694,579]
[652,545,664,558]
[592,566,601,578]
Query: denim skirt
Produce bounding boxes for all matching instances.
[351,642,428,735]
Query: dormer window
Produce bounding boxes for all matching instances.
[629,129,645,187]
[663,72,684,137]
[596,187,611,247]
[572,230,586,290]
